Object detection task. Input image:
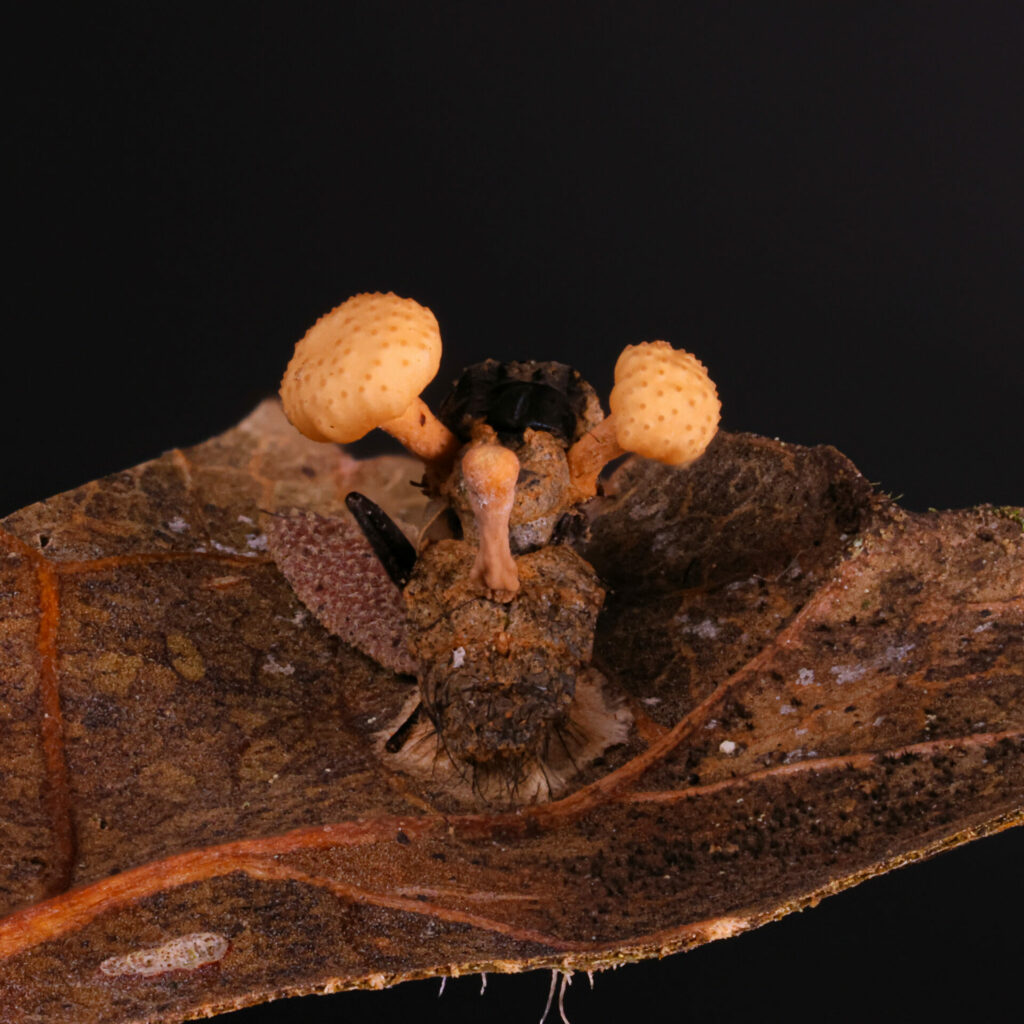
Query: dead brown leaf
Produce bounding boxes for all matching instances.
[0,401,1021,1023]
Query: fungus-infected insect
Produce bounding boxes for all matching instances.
[269,292,720,802]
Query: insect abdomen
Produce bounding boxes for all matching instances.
[404,541,605,775]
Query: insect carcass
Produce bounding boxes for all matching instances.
[269,293,720,802]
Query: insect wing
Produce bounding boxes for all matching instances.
[265,510,417,675]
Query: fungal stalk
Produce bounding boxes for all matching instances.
[567,340,721,498]
[461,442,521,598]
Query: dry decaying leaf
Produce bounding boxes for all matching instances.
[0,400,1021,1023]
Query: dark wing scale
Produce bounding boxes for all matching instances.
[264,510,417,675]
[344,491,417,587]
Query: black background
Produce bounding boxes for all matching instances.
[7,4,1023,1022]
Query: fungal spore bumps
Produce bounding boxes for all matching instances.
[281,292,442,444]
[610,340,720,465]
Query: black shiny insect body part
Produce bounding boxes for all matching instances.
[344,491,416,587]
[438,359,599,447]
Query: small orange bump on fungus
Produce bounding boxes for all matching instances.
[568,340,721,497]
[461,442,521,600]
[280,292,460,465]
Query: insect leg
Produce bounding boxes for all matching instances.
[384,701,423,753]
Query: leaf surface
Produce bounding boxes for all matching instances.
[0,402,1021,1023]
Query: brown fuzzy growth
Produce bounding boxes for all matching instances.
[403,539,606,788]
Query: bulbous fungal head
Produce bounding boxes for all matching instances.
[609,340,721,466]
[280,292,443,444]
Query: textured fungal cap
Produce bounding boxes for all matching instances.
[281,292,442,444]
[609,340,720,465]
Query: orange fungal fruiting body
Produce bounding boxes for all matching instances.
[280,292,442,444]
[610,340,720,465]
